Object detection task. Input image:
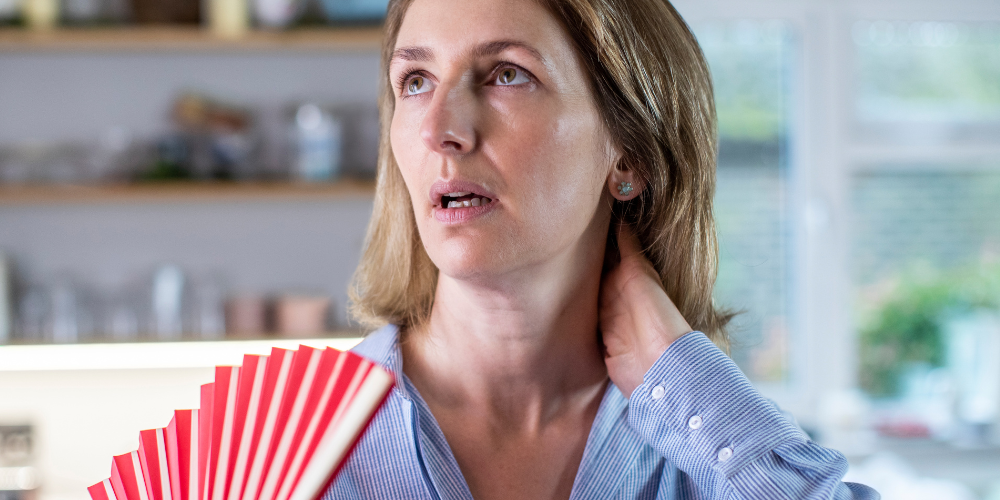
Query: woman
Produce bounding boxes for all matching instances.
[331,0,878,498]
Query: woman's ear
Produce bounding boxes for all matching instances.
[607,164,643,201]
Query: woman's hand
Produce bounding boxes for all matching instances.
[599,224,693,397]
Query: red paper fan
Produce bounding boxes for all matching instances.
[88,346,393,500]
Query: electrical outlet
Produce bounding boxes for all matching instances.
[0,427,32,467]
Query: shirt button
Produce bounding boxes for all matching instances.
[688,415,703,430]
[718,447,733,462]
[651,385,665,400]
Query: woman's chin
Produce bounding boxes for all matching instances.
[428,243,522,286]
[432,253,501,283]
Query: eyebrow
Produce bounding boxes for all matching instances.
[391,46,433,62]
[390,40,546,65]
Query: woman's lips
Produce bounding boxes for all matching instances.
[432,198,498,224]
[428,180,499,224]
[429,180,498,205]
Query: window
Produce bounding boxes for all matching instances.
[695,20,795,383]
[850,21,1000,454]
[854,21,1000,132]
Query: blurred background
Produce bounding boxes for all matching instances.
[0,0,997,498]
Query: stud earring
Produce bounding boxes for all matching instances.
[617,181,633,197]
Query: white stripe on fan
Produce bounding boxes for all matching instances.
[103,479,117,500]
[291,364,392,500]
[156,428,172,500]
[131,451,150,500]
[328,361,369,430]
[242,350,294,500]
[257,349,322,500]
[228,356,268,500]
[213,367,241,500]
[274,353,348,500]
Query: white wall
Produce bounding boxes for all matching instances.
[0,367,214,500]
[0,51,380,145]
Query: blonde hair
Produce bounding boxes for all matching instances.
[349,0,732,348]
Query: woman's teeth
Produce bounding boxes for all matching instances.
[447,198,487,208]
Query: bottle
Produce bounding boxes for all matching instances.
[49,278,80,343]
[23,0,58,29]
[252,0,301,28]
[292,103,343,182]
[207,0,248,38]
[191,274,225,340]
[152,265,185,340]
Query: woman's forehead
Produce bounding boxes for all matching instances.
[393,0,571,64]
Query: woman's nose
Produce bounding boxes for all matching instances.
[420,85,477,155]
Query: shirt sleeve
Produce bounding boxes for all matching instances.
[626,331,880,500]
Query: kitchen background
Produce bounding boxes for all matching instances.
[0,0,998,498]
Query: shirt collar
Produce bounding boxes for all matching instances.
[351,323,416,401]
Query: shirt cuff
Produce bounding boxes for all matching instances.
[627,331,807,479]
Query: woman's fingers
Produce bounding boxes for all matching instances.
[614,222,662,286]
[615,222,643,262]
[602,222,693,396]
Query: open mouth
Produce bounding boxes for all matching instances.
[439,191,494,209]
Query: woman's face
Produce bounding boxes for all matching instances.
[389,0,616,282]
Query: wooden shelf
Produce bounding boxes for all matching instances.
[0,26,383,52]
[0,335,364,371]
[0,179,376,205]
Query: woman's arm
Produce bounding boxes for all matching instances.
[600,225,878,499]
[629,331,878,499]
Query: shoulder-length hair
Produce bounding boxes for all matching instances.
[349,0,732,348]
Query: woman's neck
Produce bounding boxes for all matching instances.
[401,240,610,432]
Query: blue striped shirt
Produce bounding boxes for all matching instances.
[325,325,879,499]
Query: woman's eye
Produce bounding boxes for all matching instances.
[405,76,433,96]
[495,67,529,86]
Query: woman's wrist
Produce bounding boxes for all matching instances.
[637,319,691,379]
[636,289,693,373]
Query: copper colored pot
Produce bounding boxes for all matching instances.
[274,295,330,337]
